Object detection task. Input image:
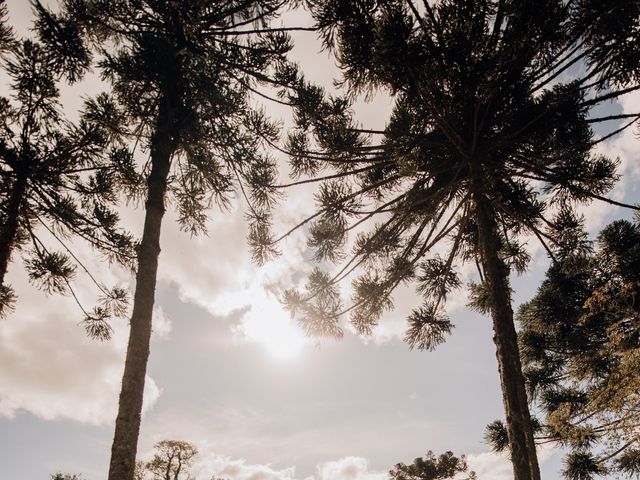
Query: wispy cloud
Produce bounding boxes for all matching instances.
[188,451,387,480]
[0,259,161,424]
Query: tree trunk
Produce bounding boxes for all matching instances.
[0,173,28,288]
[473,190,540,480]
[108,97,177,480]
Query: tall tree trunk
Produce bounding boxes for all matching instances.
[473,189,540,480]
[0,173,28,288]
[108,98,176,480]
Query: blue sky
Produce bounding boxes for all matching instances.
[1,2,639,479]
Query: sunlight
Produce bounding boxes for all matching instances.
[235,291,308,360]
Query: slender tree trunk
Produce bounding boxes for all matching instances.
[0,173,28,288]
[108,98,177,480]
[473,187,540,480]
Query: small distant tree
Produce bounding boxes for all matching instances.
[50,474,83,480]
[145,440,198,480]
[505,216,640,479]
[389,451,476,480]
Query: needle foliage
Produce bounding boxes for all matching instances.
[508,216,640,479]
[270,1,640,479]
[0,5,134,335]
[36,1,298,478]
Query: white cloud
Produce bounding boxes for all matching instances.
[314,456,387,480]
[0,237,160,425]
[467,445,557,480]
[152,305,173,341]
[179,451,389,480]
[155,203,312,358]
[466,452,513,480]
[192,453,298,480]
[580,90,640,233]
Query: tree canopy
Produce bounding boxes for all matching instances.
[273,1,640,479]
[389,450,477,480]
[0,5,134,336]
[35,1,297,478]
[50,475,83,480]
[513,216,640,479]
[144,440,198,480]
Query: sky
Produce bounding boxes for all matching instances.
[1,2,639,480]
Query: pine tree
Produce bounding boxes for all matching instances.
[512,216,640,479]
[389,451,476,480]
[0,5,134,334]
[273,2,640,480]
[36,1,294,478]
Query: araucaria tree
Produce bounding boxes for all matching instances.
[0,6,134,330]
[389,451,476,480]
[278,1,640,480]
[510,216,640,479]
[36,1,292,479]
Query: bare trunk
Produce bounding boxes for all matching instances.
[0,173,28,288]
[108,98,176,480]
[475,198,541,480]
[473,185,540,480]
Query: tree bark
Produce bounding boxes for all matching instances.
[472,180,540,480]
[0,173,28,288]
[108,97,177,480]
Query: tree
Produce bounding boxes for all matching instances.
[508,216,640,479]
[145,440,198,480]
[50,474,83,480]
[36,1,294,478]
[275,2,640,480]
[389,451,476,480]
[0,6,134,334]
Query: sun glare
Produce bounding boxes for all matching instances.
[237,291,308,360]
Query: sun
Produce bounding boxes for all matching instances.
[237,290,308,360]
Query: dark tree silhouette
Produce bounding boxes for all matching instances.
[0,6,134,333]
[35,1,295,479]
[389,451,477,480]
[50,474,83,480]
[271,2,640,480]
[503,215,640,479]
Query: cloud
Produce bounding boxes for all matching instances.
[467,445,557,480]
[180,451,388,480]
[466,452,513,480]
[153,305,173,341]
[581,90,640,232]
[0,238,161,425]
[155,203,312,357]
[314,457,387,480]
[192,453,297,480]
